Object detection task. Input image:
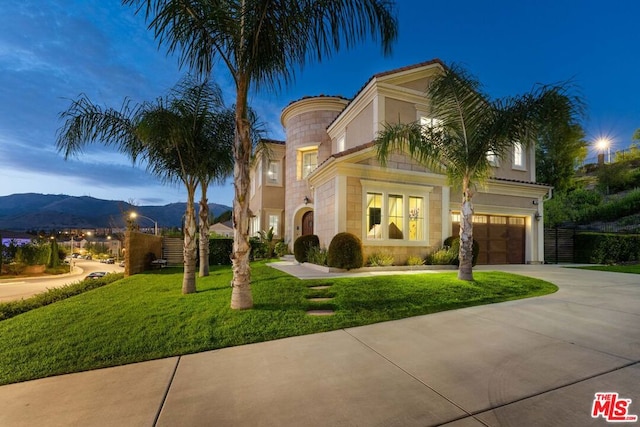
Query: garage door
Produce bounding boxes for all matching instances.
[452,214,525,264]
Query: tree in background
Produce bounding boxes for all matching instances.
[376,63,582,281]
[125,0,398,309]
[534,87,586,193]
[48,238,60,268]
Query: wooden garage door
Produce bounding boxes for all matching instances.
[452,214,525,264]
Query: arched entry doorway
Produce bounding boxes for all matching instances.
[301,211,314,236]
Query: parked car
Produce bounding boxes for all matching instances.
[85,272,106,280]
[119,260,125,267]
[105,258,115,264]
[83,255,92,260]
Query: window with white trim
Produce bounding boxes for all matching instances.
[268,214,279,236]
[513,142,525,169]
[302,150,318,179]
[408,196,424,241]
[250,216,260,237]
[487,150,498,166]
[363,182,429,243]
[388,195,403,239]
[266,160,281,185]
[366,193,382,239]
[420,116,443,131]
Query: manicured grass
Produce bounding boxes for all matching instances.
[574,264,640,274]
[0,263,557,385]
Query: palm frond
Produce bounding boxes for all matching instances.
[56,95,142,160]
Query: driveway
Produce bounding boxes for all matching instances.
[0,260,124,302]
[0,264,638,426]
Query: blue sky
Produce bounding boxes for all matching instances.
[1,0,638,207]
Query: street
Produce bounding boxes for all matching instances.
[0,260,124,303]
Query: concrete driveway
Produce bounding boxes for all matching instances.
[0,264,638,426]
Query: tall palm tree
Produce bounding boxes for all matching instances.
[125,0,398,309]
[195,107,235,277]
[376,63,582,280]
[56,77,234,293]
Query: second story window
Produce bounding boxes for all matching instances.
[486,150,498,166]
[302,150,318,179]
[513,142,525,169]
[266,160,281,185]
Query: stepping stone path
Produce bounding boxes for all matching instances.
[306,284,335,316]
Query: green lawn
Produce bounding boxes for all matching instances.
[0,262,557,385]
[574,264,640,274]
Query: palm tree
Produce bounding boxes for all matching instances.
[56,77,234,293]
[195,107,235,277]
[375,63,582,281]
[125,0,398,309]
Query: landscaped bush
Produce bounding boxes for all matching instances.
[406,255,425,266]
[576,189,640,224]
[209,238,233,265]
[0,273,124,321]
[293,235,319,263]
[249,236,268,260]
[306,246,328,266]
[274,241,289,257]
[574,232,640,264]
[15,242,49,266]
[327,232,363,270]
[443,236,480,266]
[425,246,456,265]
[367,251,394,266]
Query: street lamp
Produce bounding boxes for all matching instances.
[130,212,159,236]
[596,138,611,164]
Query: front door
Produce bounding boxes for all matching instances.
[302,211,314,236]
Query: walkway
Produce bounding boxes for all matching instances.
[0,264,638,426]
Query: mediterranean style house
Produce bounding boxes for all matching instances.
[249,59,551,265]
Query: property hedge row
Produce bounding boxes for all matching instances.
[574,232,640,264]
[209,238,233,265]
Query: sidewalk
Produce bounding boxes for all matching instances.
[0,264,638,426]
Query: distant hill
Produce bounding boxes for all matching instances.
[0,193,232,231]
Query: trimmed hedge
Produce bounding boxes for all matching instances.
[327,232,363,270]
[574,232,640,264]
[293,235,319,263]
[209,238,233,265]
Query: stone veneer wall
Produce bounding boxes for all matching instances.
[281,97,348,247]
[313,178,336,248]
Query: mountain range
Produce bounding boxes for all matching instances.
[0,193,232,231]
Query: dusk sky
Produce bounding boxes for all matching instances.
[1,0,638,208]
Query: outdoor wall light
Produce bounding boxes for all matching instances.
[532,200,538,205]
[534,212,542,221]
[303,196,309,205]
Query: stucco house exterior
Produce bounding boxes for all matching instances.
[249,59,550,265]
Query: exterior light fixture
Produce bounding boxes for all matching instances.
[534,212,542,221]
[303,196,309,205]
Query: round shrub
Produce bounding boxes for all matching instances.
[327,232,363,270]
[443,235,479,267]
[293,235,320,263]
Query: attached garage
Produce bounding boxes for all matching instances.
[452,214,526,264]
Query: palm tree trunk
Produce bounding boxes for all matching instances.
[230,76,253,309]
[198,183,210,277]
[182,183,198,294]
[458,177,475,281]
